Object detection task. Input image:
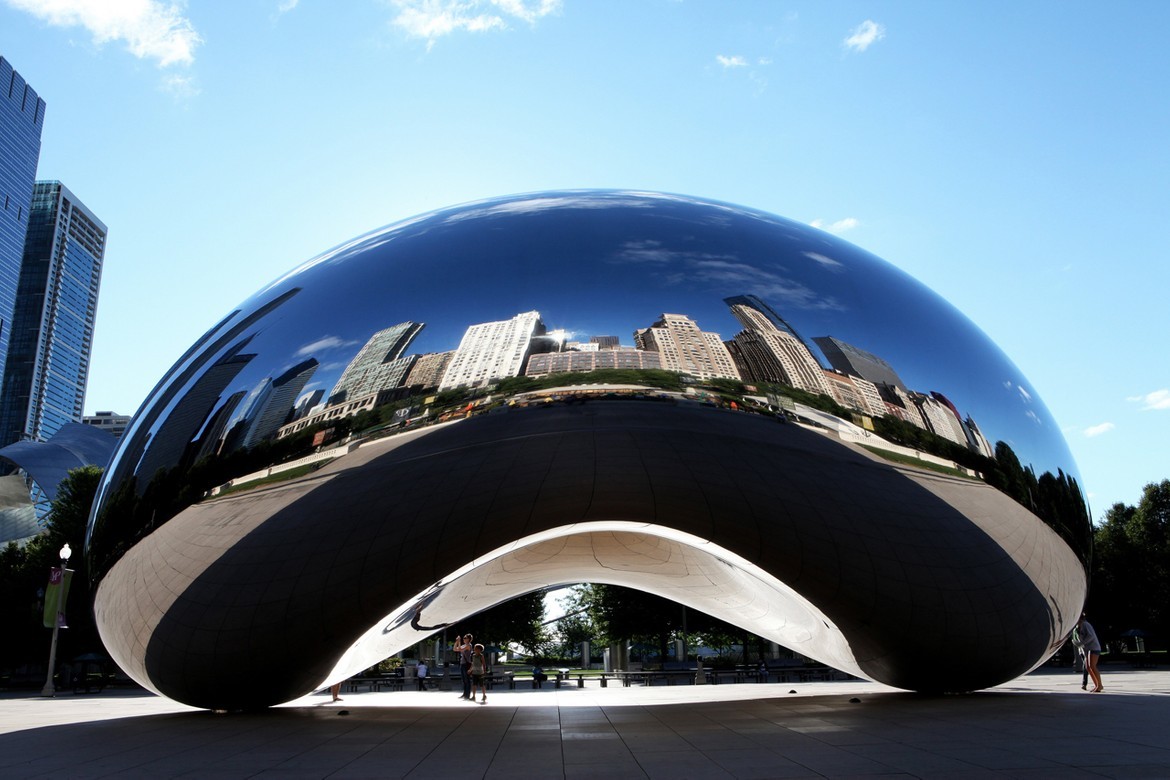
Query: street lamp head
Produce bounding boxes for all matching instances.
[59,543,71,564]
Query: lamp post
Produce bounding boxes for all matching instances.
[41,543,72,697]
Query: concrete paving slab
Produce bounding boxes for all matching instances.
[1,669,1168,778]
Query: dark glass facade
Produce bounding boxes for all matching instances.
[0,56,46,389]
[0,182,106,446]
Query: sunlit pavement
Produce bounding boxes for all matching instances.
[2,669,1168,778]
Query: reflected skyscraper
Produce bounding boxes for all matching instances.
[0,56,46,390]
[440,311,547,390]
[242,358,319,448]
[634,313,739,381]
[725,296,832,395]
[814,335,908,392]
[328,321,423,403]
[0,181,105,446]
[136,339,255,481]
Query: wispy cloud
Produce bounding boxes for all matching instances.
[295,336,359,357]
[1084,422,1115,438]
[5,0,202,67]
[843,19,885,53]
[716,54,748,68]
[162,73,199,100]
[810,217,859,235]
[802,251,844,271]
[615,241,845,313]
[1128,388,1170,411]
[276,0,300,13]
[390,0,561,48]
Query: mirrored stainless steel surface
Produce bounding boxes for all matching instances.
[87,190,1090,709]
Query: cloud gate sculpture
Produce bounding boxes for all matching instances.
[87,191,1090,710]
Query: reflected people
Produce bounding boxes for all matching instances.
[86,190,1091,710]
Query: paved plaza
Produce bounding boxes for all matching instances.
[1,669,1168,778]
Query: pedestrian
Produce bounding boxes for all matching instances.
[455,633,474,700]
[1070,623,1088,690]
[470,643,489,703]
[416,659,428,691]
[329,682,343,702]
[1077,613,1104,692]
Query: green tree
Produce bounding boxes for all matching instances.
[0,465,104,673]
[466,591,547,653]
[1089,480,1170,642]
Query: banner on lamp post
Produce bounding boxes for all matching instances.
[42,566,73,629]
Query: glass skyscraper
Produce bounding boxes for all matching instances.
[0,181,106,446]
[0,56,47,388]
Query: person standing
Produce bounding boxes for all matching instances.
[456,633,474,700]
[470,643,489,703]
[1078,614,1104,692]
[1070,623,1088,690]
[416,659,428,691]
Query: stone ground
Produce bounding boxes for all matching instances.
[1,669,1168,779]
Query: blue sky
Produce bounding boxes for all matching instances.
[0,0,1166,516]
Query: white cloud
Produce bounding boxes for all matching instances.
[1018,385,1033,402]
[1084,422,1115,438]
[757,56,772,66]
[1128,388,1170,411]
[802,251,843,270]
[844,19,885,53]
[390,0,561,48]
[6,0,202,67]
[276,0,300,13]
[162,72,199,99]
[716,54,748,68]
[295,336,358,357]
[810,217,859,234]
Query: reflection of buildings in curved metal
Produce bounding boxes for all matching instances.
[93,402,1085,710]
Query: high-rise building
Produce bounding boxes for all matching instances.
[242,358,320,448]
[403,350,453,390]
[813,336,907,392]
[82,411,132,439]
[328,321,423,403]
[725,296,831,395]
[0,57,47,386]
[439,311,547,390]
[0,181,105,446]
[633,313,739,381]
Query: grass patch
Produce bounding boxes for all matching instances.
[859,446,977,479]
[213,463,321,497]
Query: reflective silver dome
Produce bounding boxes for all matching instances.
[87,191,1089,709]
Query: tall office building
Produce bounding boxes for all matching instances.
[724,296,830,395]
[633,313,740,381]
[813,336,907,392]
[82,410,132,440]
[328,321,423,403]
[439,311,547,391]
[0,57,47,386]
[0,181,106,446]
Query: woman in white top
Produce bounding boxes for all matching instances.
[1078,614,1103,693]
